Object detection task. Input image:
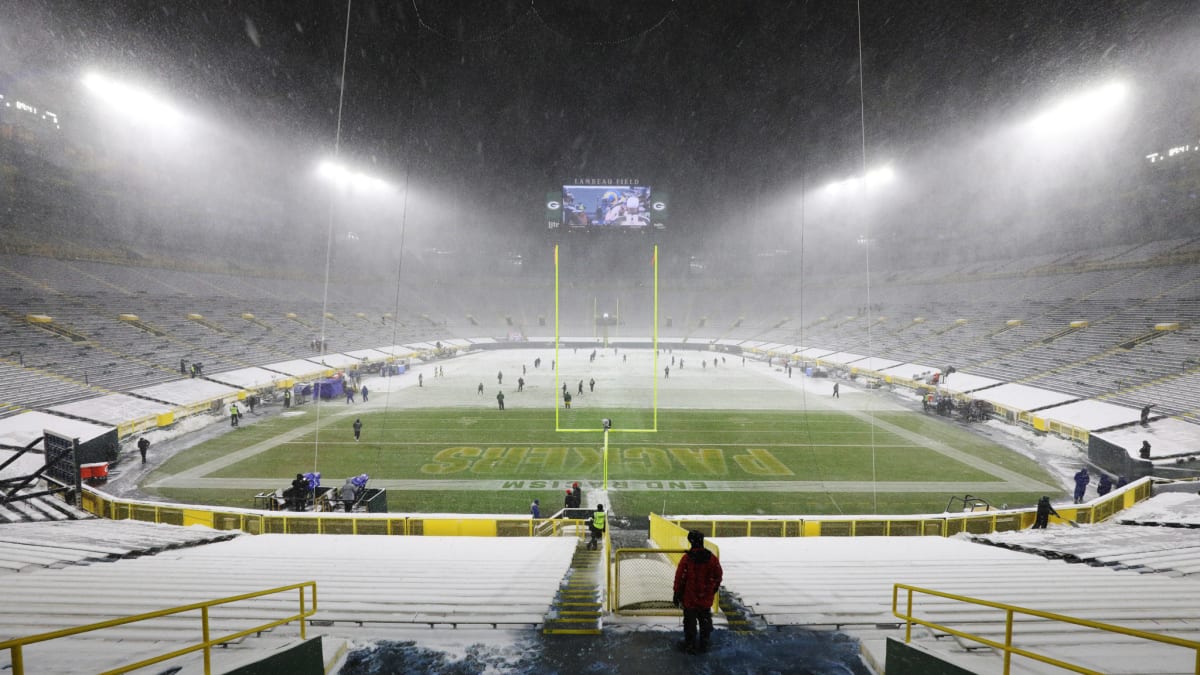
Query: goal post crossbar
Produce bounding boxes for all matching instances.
[554,244,658,433]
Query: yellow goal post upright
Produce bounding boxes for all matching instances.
[554,244,659,488]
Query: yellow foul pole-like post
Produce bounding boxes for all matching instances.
[554,245,560,429]
[603,428,609,490]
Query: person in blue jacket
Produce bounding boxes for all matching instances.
[530,499,540,518]
[1096,474,1113,496]
[1073,468,1090,504]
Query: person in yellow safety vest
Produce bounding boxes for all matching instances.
[230,402,241,428]
[586,504,606,550]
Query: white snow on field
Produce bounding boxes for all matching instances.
[15,348,1200,675]
[362,347,907,412]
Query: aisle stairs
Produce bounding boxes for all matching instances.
[542,543,603,635]
[718,588,761,634]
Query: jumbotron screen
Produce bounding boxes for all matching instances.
[545,183,668,230]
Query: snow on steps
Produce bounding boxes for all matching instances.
[0,518,241,573]
[0,492,91,524]
[0,532,576,673]
[717,535,1200,675]
[971,520,1200,576]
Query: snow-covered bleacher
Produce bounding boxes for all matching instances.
[718,529,1200,674]
[0,492,91,525]
[0,519,239,573]
[971,512,1200,577]
[0,533,576,674]
[1,247,1199,455]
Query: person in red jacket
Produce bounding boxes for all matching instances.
[673,530,723,654]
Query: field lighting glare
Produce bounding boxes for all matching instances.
[864,166,894,186]
[317,160,392,192]
[823,165,895,194]
[1027,81,1128,135]
[81,72,182,126]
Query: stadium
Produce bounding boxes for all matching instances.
[2,2,1200,674]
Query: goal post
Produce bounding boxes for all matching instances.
[553,244,659,433]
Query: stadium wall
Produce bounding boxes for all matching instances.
[884,637,981,675]
[663,478,1152,537]
[77,488,589,537]
[1089,434,1156,479]
[70,479,1152,537]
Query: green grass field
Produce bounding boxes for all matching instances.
[146,405,1059,517]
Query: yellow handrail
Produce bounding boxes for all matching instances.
[531,517,589,538]
[892,583,1200,675]
[662,478,1154,538]
[0,580,318,675]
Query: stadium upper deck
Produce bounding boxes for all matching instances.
[1,239,1197,422]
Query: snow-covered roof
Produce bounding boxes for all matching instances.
[130,378,241,405]
[1092,417,1200,459]
[817,351,867,365]
[205,366,291,390]
[47,394,173,428]
[937,371,1004,393]
[306,352,363,369]
[1034,399,1143,431]
[850,357,903,371]
[879,362,941,379]
[261,358,333,378]
[975,382,1078,411]
[799,347,834,358]
[342,348,394,361]
[0,411,114,449]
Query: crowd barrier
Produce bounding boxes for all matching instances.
[662,477,1152,539]
[605,514,720,615]
[0,581,317,675]
[892,583,1200,675]
[79,487,588,537]
[78,476,1151,539]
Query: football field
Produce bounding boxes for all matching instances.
[145,348,1059,516]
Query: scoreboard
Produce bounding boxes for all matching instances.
[545,178,668,231]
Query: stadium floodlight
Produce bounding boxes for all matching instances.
[864,165,894,186]
[318,159,351,183]
[317,159,392,192]
[81,71,182,126]
[822,165,895,195]
[1026,81,1128,135]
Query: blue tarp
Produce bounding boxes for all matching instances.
[313,378,345,400]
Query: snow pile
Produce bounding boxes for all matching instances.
[1119,491,1200,525]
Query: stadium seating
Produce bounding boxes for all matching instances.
[0,533,576,674]
[0,245,1197,426]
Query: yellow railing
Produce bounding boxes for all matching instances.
[666,478,1153,538]
[892,583,1200,675]
[75,477,1153,540]
[0,581,317,675]
[533,517,589,539]
[78,487,594,538]
[611,547,685,613]
[614,515,721,615]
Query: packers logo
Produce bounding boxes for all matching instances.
[651,201,666,211]
[546,200,561,210]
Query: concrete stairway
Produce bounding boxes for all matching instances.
[542,543,603,635]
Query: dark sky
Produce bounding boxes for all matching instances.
[3,0,1198,243]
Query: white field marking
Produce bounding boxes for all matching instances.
[265,439,916,444]
[145,348,1051,493]
[147,477,1043,493]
